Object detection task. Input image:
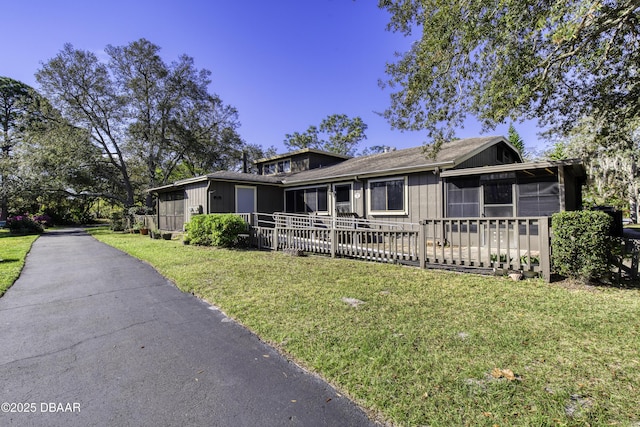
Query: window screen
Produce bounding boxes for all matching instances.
[518,181,559,216]
[447,179,480,217]
[285,187,329,213]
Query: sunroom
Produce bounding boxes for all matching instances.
[441,159,585,219]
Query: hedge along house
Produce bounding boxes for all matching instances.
[149,136,585,231]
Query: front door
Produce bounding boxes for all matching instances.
[334,184,352,214]
[235,186,256,214]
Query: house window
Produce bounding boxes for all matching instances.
[447,178,480,217]
[278,160,291,174]
[369,177,406,214]
[285,187,328,213]
[263,159,291,175]
[518,180,559,216]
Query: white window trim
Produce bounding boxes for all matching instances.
[367,176,408,216]
[285,185,330,214]
[235,185,257,213]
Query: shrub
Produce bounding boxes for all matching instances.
[32,214,53,227]
[551,210,615,282]
[7,215,44,235]
[110,211,126,232]
[185,214,247,247]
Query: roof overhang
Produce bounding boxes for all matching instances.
[254,147,352,164]
[280,161,456,187]
[147,173,285,193]
[440,159,585,178]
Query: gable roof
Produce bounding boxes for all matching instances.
[254,147,351,164]
[148,170,283,192]
[148,135,519,192]
[281,136,515,185]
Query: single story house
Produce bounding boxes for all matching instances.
[148,136,585,231]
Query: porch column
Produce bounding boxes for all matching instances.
[558,165,566,211]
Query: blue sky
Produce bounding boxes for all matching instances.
[2,0,548,155]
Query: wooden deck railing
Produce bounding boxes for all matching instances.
[246,213,551,280]
[418,217,550,277]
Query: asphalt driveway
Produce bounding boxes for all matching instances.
[0,228,378,426]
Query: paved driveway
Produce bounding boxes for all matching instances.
[0,228,377,426]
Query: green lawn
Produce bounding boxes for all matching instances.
[89,228,640,426]
[0,229,39,297]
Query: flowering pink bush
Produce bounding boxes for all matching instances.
[32,214,53,227]
[7,214,44,234]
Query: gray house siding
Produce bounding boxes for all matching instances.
[457,142,522,169]
[207,181,283,214]
[256,185,284,212]
[208,181,236,213]
[150,138,584,232]
[359,172,441,226]
[184,182,208,220]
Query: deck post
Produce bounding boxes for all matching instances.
[330,227,337,258]
[273,225,279,251]
[539,217,551,282]
[418,221,426,269]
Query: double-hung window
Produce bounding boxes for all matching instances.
[369,177,407,215]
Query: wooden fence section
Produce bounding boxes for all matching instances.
[419,217,550,277]
[248,213,551,280]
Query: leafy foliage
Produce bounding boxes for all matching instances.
[378,0,640,151]
[109,211,126,232]
[36,39,248,207]
[551,210,616,282]
[545,118,640,218]
[507,123,525,155]
[6,214,44,234]
[284,114,367,156]
[185,214,247,247]
[0,77,41,220]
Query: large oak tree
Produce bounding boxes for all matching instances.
[0,77,44,220]
[36,39,245,207]
[378,0,640,153]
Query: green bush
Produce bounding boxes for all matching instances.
[185,214,247,247]
[551,210,615,282]
[110,211,126,232]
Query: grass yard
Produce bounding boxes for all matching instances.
[89,228,640,426]
[0,229,39,297]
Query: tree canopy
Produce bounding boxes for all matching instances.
[0,77,42,220]
[36,39,249,207]
[507,123,525,155]
[0,76,117,222]
[284,114,368,156]
[378,0,640,151]
[545,117,640,218]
